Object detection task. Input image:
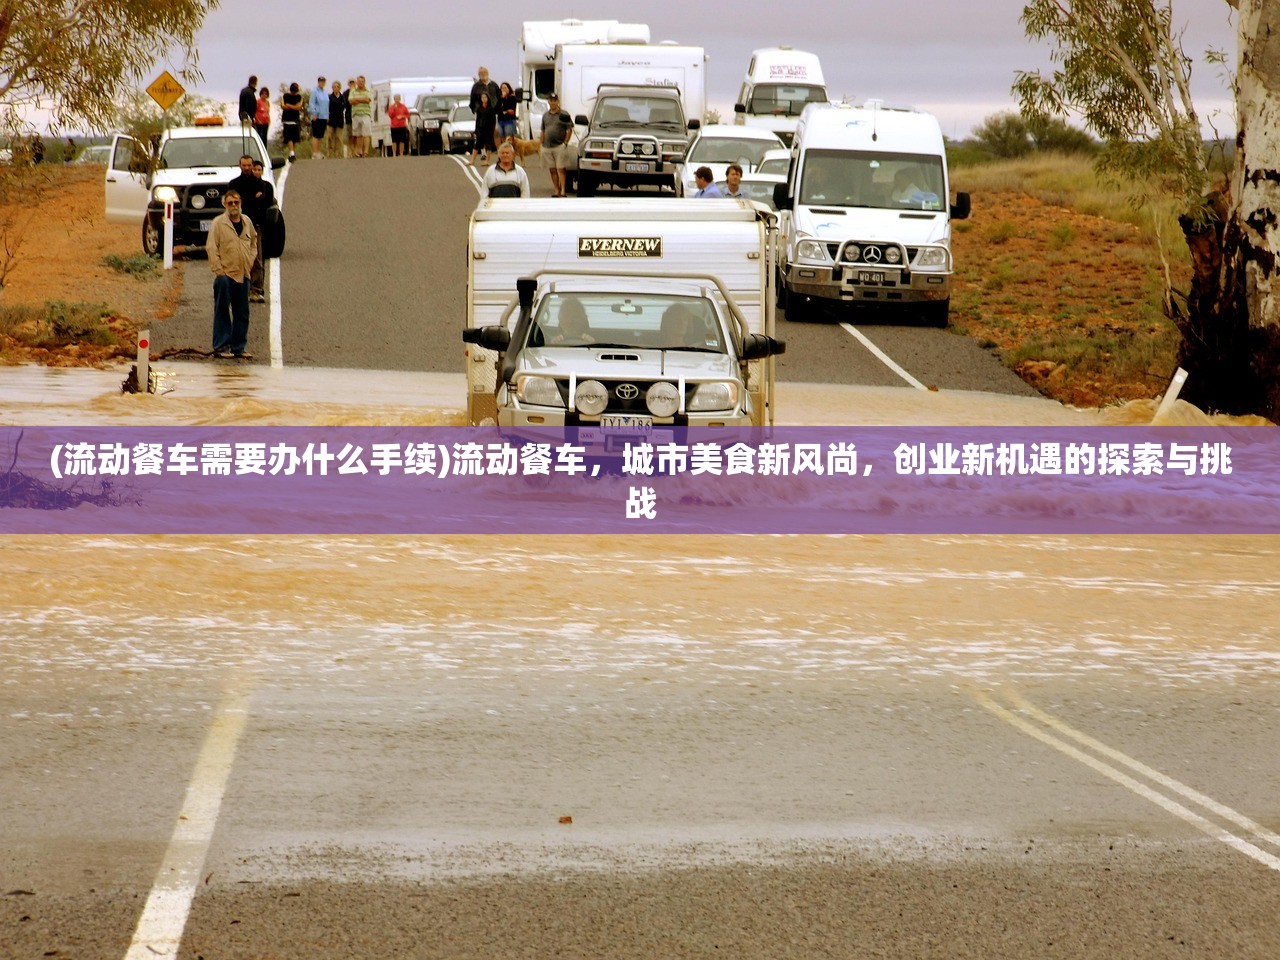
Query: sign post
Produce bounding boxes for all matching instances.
[146,72,186,271]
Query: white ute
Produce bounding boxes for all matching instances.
[462,198,785,430]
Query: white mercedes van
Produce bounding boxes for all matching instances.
[775,100,970,326]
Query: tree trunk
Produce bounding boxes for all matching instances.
[1177,0,1280,420]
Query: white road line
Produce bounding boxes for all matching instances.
[838,322,928,390]
[122,684,253,960]
[451,154,486,195]
[268,164,291,369]
[972,689,1280,873]
[1003,689,1280,849]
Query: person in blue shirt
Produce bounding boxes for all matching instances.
[309,76,330,158]
[692,166,723,198]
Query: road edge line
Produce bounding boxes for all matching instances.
[838,322,928,390]
[122,683,253,960]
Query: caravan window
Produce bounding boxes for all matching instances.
[533,67,556,98]
[747,84,826,117]
[799,149,944,211]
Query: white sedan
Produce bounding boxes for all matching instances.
[674,124,784,197]
[440,103,477,154]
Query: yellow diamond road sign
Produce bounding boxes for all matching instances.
[146,71,185,111]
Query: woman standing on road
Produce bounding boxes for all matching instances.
[470,90,497,166]
[496,82,518,147]
[254,87,271,145]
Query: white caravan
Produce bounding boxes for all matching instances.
[517,19,650,138]
[775,100,971,326]
[733,47,827,145]
[463,198,784,428]
[556,41,706,136]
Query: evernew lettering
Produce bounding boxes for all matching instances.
[577,237,664,258]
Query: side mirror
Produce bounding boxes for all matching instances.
[740,333,785,361]
[734,103,746,114]
[772,182,792,211]
[951,191,971,221]
[687,118,701,131]
[270,156,286,170]
[574,114,589,125]
[462,326,512,351]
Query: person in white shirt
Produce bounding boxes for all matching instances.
[482,142,531,197]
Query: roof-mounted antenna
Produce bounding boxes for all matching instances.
[870,98,879,142]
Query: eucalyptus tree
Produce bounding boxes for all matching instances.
[1016,0,1279,418]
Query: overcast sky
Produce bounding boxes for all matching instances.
[163,0,1237,138]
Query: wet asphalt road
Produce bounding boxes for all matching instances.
[148,154,1036,396]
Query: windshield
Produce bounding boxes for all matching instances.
[529,292,725,352]
[593,96,685,128]
[159,135,265,169]
[689,136,780,167]
[733,180,781,208]
[416,95,462,114]
[746,84,826,117]
[799,149,945,210]
[450,104,476,121]
[757,155,789,176]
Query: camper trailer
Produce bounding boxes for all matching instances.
[516,19,650,139]
[733,47,827,145]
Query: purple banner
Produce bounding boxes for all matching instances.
[1,426,1277,534]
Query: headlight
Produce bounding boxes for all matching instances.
[574,380,609,415]
[515,376,564,407]
[190,194,206,209]
[916,247,950,268]
[645,381,681,417]
[795,239,829,262]
[688,382,738,412]
[152,186,178,203]
[885,246,902,264]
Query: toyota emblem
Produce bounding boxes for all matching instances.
[615,383,639,400]
[206,188,220,198]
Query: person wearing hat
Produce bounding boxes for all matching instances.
[540,92,573,198]
[309,75,330,158]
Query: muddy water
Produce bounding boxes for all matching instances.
[2,362,1276,705]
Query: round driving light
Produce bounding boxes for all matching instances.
[844,244,860,262]
[190,194,206,209]
[622,142,634,154]
[645,381,681,417]
[885,246,902,264]
[574,380,609,416]
[642,142,655,155]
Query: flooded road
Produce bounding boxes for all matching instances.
[3,365,1278,958]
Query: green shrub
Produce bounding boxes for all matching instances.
[101,252,160,277]
[39,301,116,347]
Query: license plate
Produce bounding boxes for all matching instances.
[624,161,650,173]
[199,220,213,232]
[857,270,885,284]
[600,414,652,431]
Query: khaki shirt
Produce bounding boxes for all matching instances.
[207,212,257,282]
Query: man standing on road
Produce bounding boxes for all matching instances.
[309,76,329,158]
[692,166,724,198]
[469,67,500,162]
[238,75,258,125]
[349,75,372,158]
[227,154,274,303]
[208,190,257,360]
[540,92,573,198]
